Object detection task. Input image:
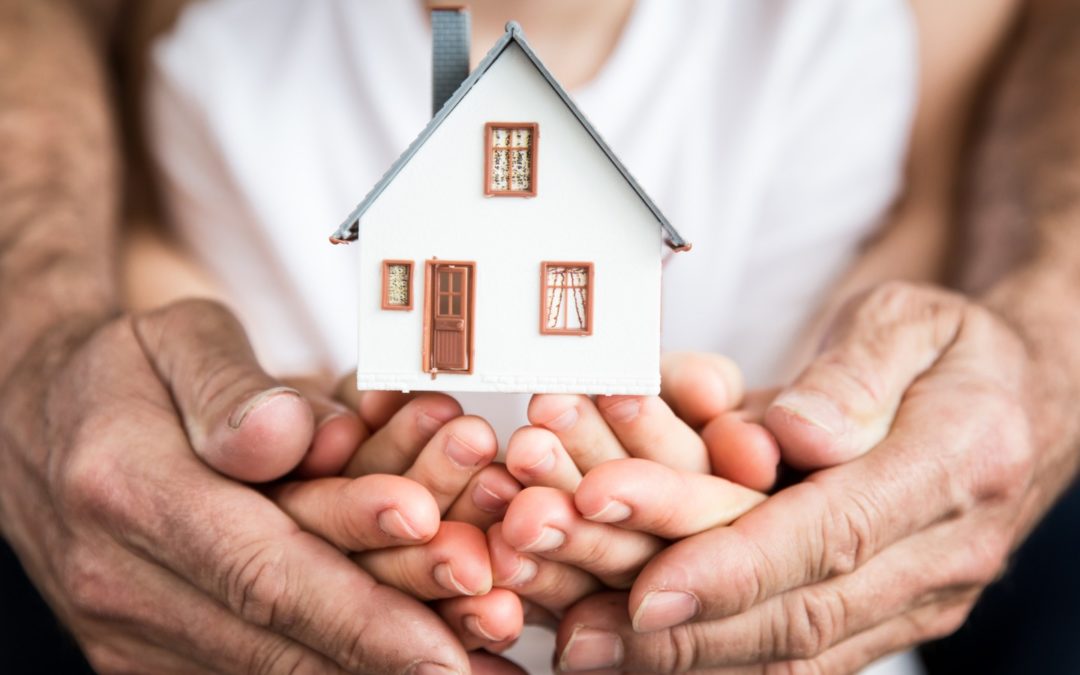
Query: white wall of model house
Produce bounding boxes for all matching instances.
[355,42,663,394]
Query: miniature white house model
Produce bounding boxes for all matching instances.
[330,9,689,395]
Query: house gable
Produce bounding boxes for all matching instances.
[331,23,688,252]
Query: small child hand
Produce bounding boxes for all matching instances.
[270,375,526,653]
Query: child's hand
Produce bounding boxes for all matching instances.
[493,352,773,617]
[269,378,527,652]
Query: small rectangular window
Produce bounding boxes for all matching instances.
[486,122,538,196]
[541,262,593,335]
[382,260,413,310]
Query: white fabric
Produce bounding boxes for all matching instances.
[147,1,922,673]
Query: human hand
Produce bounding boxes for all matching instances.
[554,282,1072,673]
[270,384,530,654]
[0,300,474,674]
[491,353,772,618]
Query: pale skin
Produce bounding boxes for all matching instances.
[3,1,1080,675]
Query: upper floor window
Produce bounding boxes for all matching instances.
[485,122,537,196]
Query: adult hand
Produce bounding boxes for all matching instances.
[0,299,471,674]
[556,282,1074,673]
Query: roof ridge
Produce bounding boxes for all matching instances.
[330,21,689,251]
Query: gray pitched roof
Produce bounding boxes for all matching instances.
[330,21,690,251]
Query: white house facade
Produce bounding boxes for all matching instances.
[331,16,688,395]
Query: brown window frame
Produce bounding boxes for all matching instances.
[484,122,539,197]
[539,261,594,336]
[381,260,414,310]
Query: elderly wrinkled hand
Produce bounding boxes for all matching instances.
[0,299,476,675]
[555,282,1051,673]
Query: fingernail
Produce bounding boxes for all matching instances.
[523,448,556,474]
[407,662,457,675]
[543,406,579,432]
[433,562,478,596]
[771,391,845,436]
[583,500,632,523]
[502,556,538,586]
[603,397,641,423]
[377,508,422,541]
[464,614,501,642]
[632,591,700,632]
[518,526,565,553]
[416,410,446,436]
[559,626,623,671]
[444,434,485,469]
[472,482,508,513]
[315,409,350,432]
[228,387,302,429]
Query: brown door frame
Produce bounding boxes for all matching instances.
[422,259,476,376]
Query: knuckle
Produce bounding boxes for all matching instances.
[222,539,296,630]
[779,589,846,660]
[62,547,127,621]
[808,481,877,578]
[57,434,130,524]
[660,623,701,673]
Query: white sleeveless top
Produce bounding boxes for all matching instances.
[148,2,918,672]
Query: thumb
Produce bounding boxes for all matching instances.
[765,283,966,470]
[132,299,313,482]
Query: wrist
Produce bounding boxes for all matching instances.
[981,261,1080,489]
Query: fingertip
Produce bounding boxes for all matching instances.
[429,521,494,595]
[211,388,314,482]
[411,394,466,436]
[526,394,583,431]
[701,413,781,492]
[295,411,365,478]
[505,427,559,479]
[443,415,499,469]
[374,475,442,542]
[574,458,654,520]
[661,352,745,426]
[471,465,522,516]
[501,487,571,551]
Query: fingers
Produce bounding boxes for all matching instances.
[344,393,463,477]
[555,584,977,673]
[269,475,440,551]
[489,523,602,614]
[574,458,766,539]
[286,376,366,478]
[501,487,664,589]
[445,464,522,530]
[131,299,313,482]
[435,589,524,652]
[353,521,493,600]
[334,372,414,429]
[527,395,628,471]
[504,426,583,492]
[403,415,498,513]
[659,351,745,428]
[593,394,710,473]
[700,411,781,492]
[67,317,471,673]
[623,421,965,631]
[765,283,967,469]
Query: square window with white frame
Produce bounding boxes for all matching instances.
[541,262,592,335]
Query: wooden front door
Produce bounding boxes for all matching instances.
[428,261,474,372]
